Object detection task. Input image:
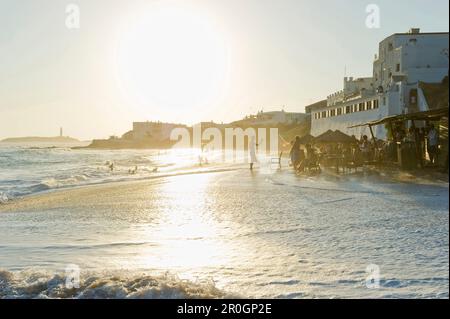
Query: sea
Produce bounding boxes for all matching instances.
[0,142,235,203]
[0,143,448,299]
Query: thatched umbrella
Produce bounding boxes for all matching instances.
[313,130,358,144]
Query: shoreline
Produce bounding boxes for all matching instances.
[0,165,244,212]
[1,164,448,213]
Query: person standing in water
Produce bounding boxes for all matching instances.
[249,136,258,170]
[427,124,439,165]
[290,136,301,170]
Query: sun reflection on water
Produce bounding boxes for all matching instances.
[138,173,233,271]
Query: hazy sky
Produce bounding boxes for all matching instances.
[1,0,448,140]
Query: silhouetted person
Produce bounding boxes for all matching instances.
[360,135,370,162]
[290,136,301,170]
[249,136,258,170]
[427,124,439,165]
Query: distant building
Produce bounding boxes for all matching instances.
[308,29,449,139]
[304,100,327,114]
[129,121,186,141]
[195,121,227,129]
[233,110,309,126]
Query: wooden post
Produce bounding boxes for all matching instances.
[411,120,424,168]
[369,125,377,147]
[369,125,379,162]
[389,121,396,142]
[389,120,403,166]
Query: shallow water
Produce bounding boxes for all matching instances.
[0,146,449,298]
[0,143,234,202]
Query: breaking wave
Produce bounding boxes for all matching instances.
[0,269,235,299]
[0,145,244,202]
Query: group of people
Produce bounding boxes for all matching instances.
[319,141,368,168]
[104,161,159,174]
[252,123,446,173]
[289,136,318,172]
[390,124,441,165]
[288,135,381,173]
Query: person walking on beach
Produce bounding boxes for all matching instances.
[427,124,439,165]
[298,144,317,172]
[249,136,258,170]
[290,136,301,170]
[360,135,370,162]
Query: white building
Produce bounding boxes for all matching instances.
[235,110,309,126]
[131,122,185,141]
[308,29,449,140]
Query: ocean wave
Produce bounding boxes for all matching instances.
[2,165,241,202]
[0,192,9,204]
[38,241,157,250]
[0,269,234,299]
[39,175,90,189]
[0,145,248,202]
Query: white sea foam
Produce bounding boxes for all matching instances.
[0,145,245,200]
[0,269,234,299]
[0,192,9,204]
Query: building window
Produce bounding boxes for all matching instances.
[337,108,342,116]
[322,111,326,118]
[373,99,379,109]
[366,101,372,110]
[383,97,386,106]
[330,109,336,117]
[388,43,393,51]
[358,103,365,112]
[396,64,400,72]
[345,105,351,114]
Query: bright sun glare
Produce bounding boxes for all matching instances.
[116,4,230,122]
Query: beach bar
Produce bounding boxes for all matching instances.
[348,107,449,169]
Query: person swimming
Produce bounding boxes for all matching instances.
[128,166,138,174]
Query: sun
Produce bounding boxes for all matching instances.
[116,4,230,123]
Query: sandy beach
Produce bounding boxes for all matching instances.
[1,167,448,298]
